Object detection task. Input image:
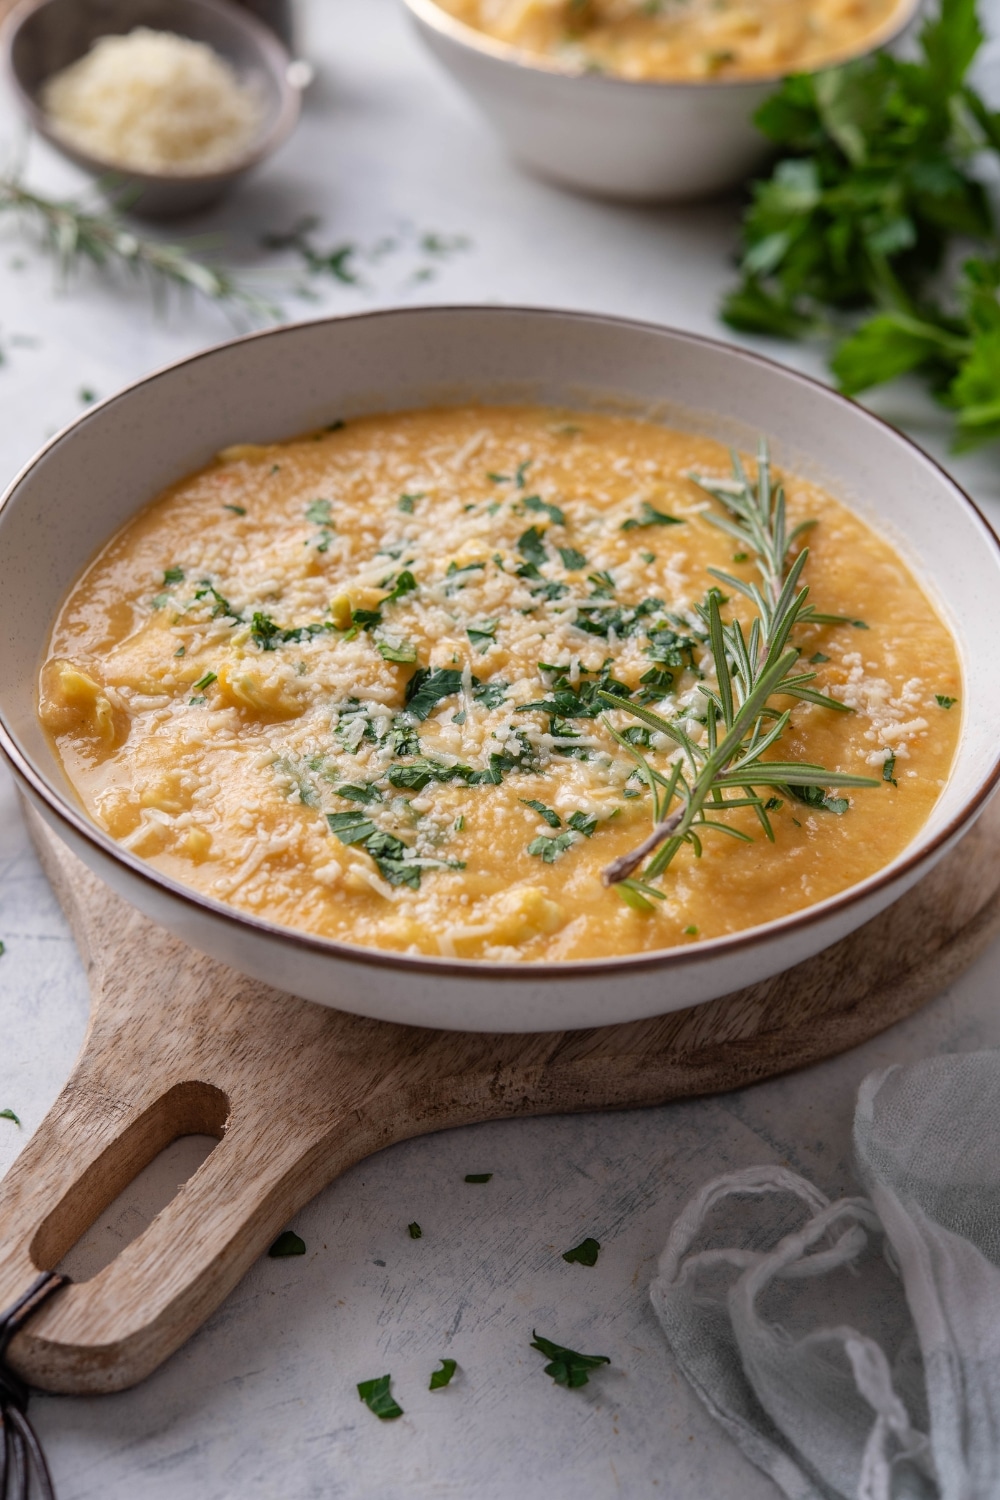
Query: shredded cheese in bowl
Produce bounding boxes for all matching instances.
[41,27,265,175]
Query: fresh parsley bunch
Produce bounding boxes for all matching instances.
[722,0,1000,449]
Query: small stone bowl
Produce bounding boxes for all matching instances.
[2,0,303,217]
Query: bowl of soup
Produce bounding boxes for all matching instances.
[0,306,997,1031]
[402,0,919,200]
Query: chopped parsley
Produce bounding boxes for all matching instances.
[883,752,898,786]
[528,832,576,862]
[467,620,498,653]
[163,566,185,585]
[223,503,247,516]
[404,667,465,720]
[521,798,562,828]
[334,783,383,804]
[408,1222,422,1239]
[517,526,549,567]
[936,695,957,709]
[377,638,418,664]
[383,569,417,605]
[530,1332,610,1389]
[523,495,566,525]
[444,560,486,593]
[194,582,241,622]
[305,499,332,524]
[0,1108,20,1126]
[473,680,508,709]
[398,491,423,512]
[515,459,532,488]
[388,758,470,791]
[558,545,588,570]
[567,811,597,838]
[810,651,830,664]
[191,671,217,692]
[790,785,850,816]
[621,502,684,531]
[562,1237,600,1267]
[327,810,379,845]
[464,1173,492,1183]
[357,1375,403,1421]
[429,1359,457,1391]
[268,1230,306,1258]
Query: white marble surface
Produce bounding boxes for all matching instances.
[1,2,999,1495]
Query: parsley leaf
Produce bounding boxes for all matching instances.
[562,1237,601,1267]
[558,545,588,570]
[789,784,850,815]
[357,1375,403,1421]
[404,667,465,720]
[398,491,423,512]
[163,566,184,585]
[327,810,379,845]
[473,681,508,709]
[465,1173,492,1183]
[408,1221,422,1239]
[334,783,383,804]
[530,1332,610,1389]
[621,502,684,531]
[377,638,418,664]
[883,752,898,786]
[528,832,576,862]
[0,1108,20,1126]
[517,526,549,567]
[468,620,498,653]
[268,1230,306,1257]
[521,798,562,828]
[567,811,597,838]
[383,569,417,605]
[523,495,566,525]
[429,1359,457,1391]
[936,694,957,708]
[305,499,332,524]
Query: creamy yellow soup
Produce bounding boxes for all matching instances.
[40,407,960,962]
[435,0,903,81]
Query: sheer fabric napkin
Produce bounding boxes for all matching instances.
[650,1051,1000,1500]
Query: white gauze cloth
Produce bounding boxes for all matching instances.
[650,1051,1000,1500]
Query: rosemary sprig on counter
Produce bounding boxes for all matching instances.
[0,173,280,324]
[600,443,878,910]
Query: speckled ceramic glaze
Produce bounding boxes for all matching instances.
[2,0,301,217]
[0,307,997,1031]
[402,0,920,202]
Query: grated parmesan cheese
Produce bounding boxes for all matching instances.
[42,28,264,175]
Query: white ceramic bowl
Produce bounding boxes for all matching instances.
[402,0,919,201]
[1,307,998,1032]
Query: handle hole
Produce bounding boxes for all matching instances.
[32,1081,229,1276]
[56,1134,219,1283]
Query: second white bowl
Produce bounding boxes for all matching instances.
[403,0,919,202]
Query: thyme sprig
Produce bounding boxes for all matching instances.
[600,442,878,908]
[0,173,280,324]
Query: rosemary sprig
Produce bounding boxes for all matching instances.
[0,173,281,324]
[601,441,878,909]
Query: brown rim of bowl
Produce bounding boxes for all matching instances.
[402,0,922,91]
[0,0,300,186]
[1,305,997,984]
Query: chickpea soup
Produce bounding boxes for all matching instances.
[40,406,960,962]
[434,0,904,81]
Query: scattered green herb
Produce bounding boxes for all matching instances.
[521,798,562,828]
[883,752,898,786]
[305,498,332,524]
[0,173,279,324]
[530,1332,610,1389]
[268,1230,306,1257]
[429,1359,457,1391]
[684,924,699,936]
[223,503,246,515]
[810,651,830,664]
[515,459,532,488]
[558,546,588,570]
[398,492,422,512]
[464,1173,492,1183]
[621,501,684,531]
[191,671,217,692]
[523,495,566,525]
[163,566,185,585]
[405,667,465,720]
[0,1108,20,1126]
[335,783,383,804]
[517,526,549,567]
[936,694,957,709]
[567,811,598,838]
[357,1375,403,1421]
[528,832,576,862]
[408,1222,422,1239]
[377,638,418,664]
[468,620,498,652]
[562,1237,601,1267]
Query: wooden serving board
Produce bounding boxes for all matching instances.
[2,797,999,1397]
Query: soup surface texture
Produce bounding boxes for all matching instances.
[40,406,960,962]
[434,0,903,80]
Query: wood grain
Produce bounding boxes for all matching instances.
[1,796,998,1396]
